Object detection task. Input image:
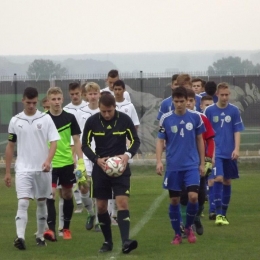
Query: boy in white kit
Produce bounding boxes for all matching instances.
[76,82,101,231]
[4,87,60,250]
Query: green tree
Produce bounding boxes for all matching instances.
[207,56,260,75]
[27,59,68,80]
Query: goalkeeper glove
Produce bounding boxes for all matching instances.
[75,158,87,185]
[204,157,213,177]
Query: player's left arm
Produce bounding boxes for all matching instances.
[196,134,205,176]
[232,132,241,160]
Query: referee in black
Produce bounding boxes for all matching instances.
[82,92,140,254]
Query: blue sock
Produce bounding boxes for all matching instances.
[169,204,181,236]
[222,185,231,216]
[185,202,198,228]
[214,182,223,215]
[209,186,215,213]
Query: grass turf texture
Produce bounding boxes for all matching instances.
[0,163,259,260]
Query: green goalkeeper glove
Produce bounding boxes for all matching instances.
[204,157,213,177]
[75,158,87,185]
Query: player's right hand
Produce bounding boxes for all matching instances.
[98,157,109,172]
[4,173,11,187]
[156,162,163,176]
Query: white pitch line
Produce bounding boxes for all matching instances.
[106,189,168,260]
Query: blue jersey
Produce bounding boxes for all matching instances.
[158,110,205,171]
[157,94,202,120]
[157,96,174,120]
[204,103,244,159]
[200,92,218,103]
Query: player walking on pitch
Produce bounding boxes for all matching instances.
[4,87,60,249]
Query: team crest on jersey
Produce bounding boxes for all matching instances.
[186,123,193,130]
[171,125,178,133]
[225,115,231,123]
[213,116,219,123]
[37,124,42,130]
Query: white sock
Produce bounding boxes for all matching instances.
[73,189,82,205]
[16,199,29,239]
[94,199,99,224]
[111,199,117,218]
[36,200,47,238]
[108,199,112,216]
[81,192,94,215]
[58,197,64,229]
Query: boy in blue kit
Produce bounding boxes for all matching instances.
[204,82,244,225]
[156,86,205,245]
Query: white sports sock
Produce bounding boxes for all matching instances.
[111,199,117,218]
[58,197,64,229]
[16,199,29,239]
[36,200,47,238]
[94,199,99,224]
[108,199,113,216]
[73,188,82,205]
[81,192,94,215]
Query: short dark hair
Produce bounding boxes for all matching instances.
[23,87,38,99]
[107,69,119,78]
[81,83,88,94]
[113,80,125,89]
[99,92,116,107]
[171,74,179,83]
[69,82,80,91]
[101,91,113,96]
[172,86,188,99]
[186,88,195,99]
[205,81,217,96]
[192,78,203,84]
[201,95,213,102]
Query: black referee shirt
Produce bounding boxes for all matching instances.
[82,111,140,163]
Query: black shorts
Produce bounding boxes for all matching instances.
[91,163,131,199]
[52,164,76,188]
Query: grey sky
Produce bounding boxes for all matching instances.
[1,0,260,55]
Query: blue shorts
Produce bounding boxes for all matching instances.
[163,169,200,191]
[214,158,239,179]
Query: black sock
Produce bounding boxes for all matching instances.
[117,210,130,243]
[46,199,56,232]
[63,198,74,230]
[98,211,112,243]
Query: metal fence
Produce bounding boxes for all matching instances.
[0,73,260,158]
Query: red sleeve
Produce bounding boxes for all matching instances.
[201,114,215,158]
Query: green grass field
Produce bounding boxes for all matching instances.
[0,164,260,260]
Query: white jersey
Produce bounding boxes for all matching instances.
[76,105,100,159]
[8,110,60,172]
[101,87,131,102]
[64,100,88,119]
[116,99,140,126]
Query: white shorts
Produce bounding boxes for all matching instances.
[84,158,93,177]
[15,171,52,200]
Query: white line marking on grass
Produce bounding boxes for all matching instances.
[105,190,168,259]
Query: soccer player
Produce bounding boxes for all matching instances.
[4,87,60,249]
[82,93,140,254]
[64,82,88,213]
[43,87,85,241]
[157,74,179,120]
[200,81,218,103]
[180,89,215,235]
[101,69,131,102]
[176,74,202,112]
[204,82,244,225]
[108,79,140,225]
[156,86,205,245]
[200,95,216,219]
[41,96,50,111]
[192,78,205,94]
[76,82,101,231]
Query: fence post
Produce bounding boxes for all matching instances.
[13,73,18,115]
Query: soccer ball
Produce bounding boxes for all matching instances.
[105,157,125,177]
